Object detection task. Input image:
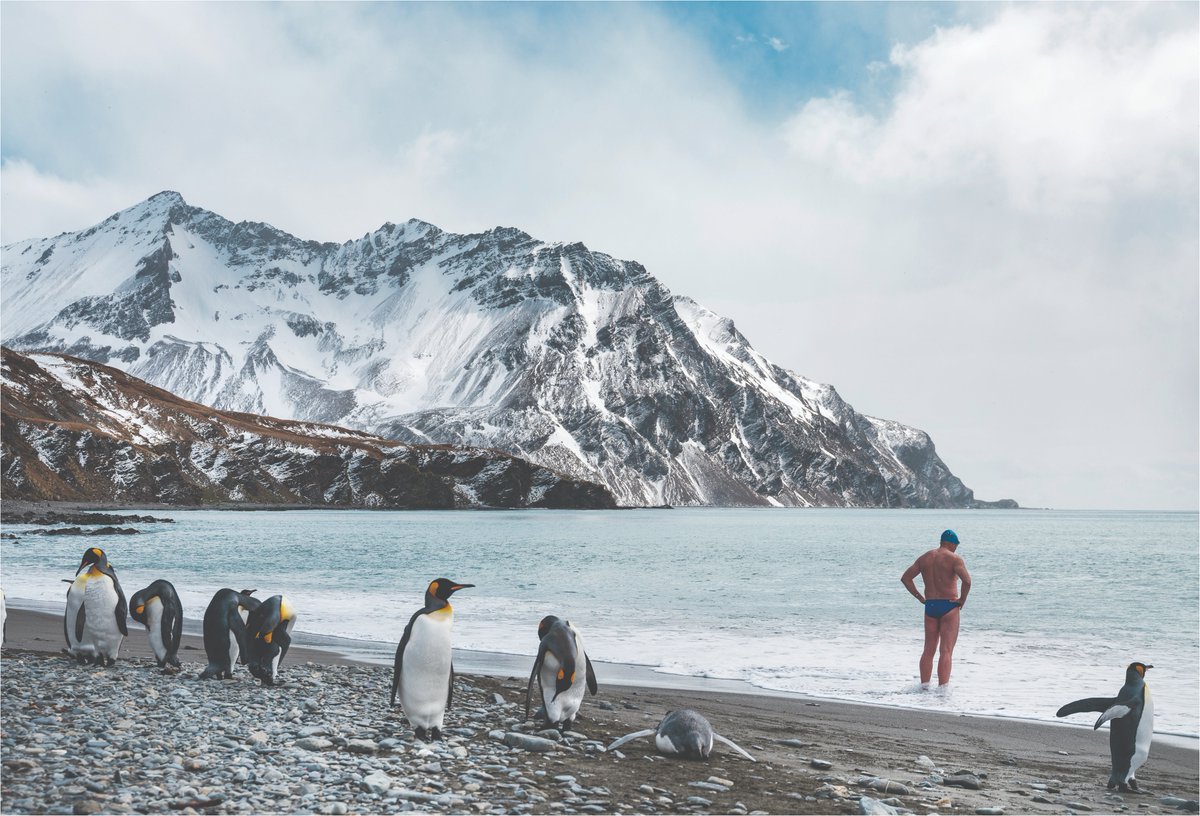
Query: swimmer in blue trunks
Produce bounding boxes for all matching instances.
[901,530,973,686]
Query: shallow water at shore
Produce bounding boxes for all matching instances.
[2,507,1196,735]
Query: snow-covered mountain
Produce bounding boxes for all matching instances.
[2,191,990,507]
[1,348,615,509]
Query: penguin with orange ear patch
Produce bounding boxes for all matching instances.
[390,578,473,741]
[1057,661,1155,792]
[245,595,297,686]
[129,579,183,670]
[525,616,598,730]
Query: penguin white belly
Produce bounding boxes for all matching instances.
[83,575,123,659]
[399,611,453,729]
[1129,690,1154,781]
[144,597,166,663]
[655,732,679,754]
[540,651,587,724]
[65,578,93,657]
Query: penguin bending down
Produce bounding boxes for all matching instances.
[129,580,184,670]
[607,709,757,762]
[390,578,473,741]
[1057,662,1154,792]
[64,548,128,666]
[524,616,598,729]
[245,595,297,686]
[198,588,261,680]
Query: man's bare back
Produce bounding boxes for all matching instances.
[900,530,972,686]
[911,547,969,602]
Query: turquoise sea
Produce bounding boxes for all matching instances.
[2,508,1196,736]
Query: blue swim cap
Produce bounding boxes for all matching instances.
[941,529,959,545]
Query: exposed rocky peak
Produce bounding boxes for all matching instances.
[1,193,1008,508]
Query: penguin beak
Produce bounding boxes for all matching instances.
[451,584,474,591]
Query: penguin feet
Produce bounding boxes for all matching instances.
[430,727,443,741]
[414,727,429,742]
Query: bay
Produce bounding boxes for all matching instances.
[3,507,1195,735]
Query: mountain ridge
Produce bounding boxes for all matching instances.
[1,192,1010,508]
[1,347,615,509]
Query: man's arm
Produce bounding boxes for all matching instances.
[900,557,925,604]
[955,558,972,609]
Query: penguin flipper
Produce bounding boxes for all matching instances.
[1094,704,1134,729]
[525,644,548,721]
[714,733,757,762]
[75,601,87,643]
[391,608,423,706]
[606,729,656,752]
[1057,696,1118,718]
[276,628,292,663]
[102,564,129,636]
[447,663,455,711]
[585,654,598,695]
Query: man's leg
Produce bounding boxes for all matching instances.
[920,612,939,684]
[936,608,961,685]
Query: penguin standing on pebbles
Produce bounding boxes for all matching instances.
[1057,661,1155,792]
[74,548,128,666]
[129,579,184,670]
[524,615,598,729]
[246,595,297,686]
[390,578,473,741]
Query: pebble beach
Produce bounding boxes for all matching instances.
[2,609,1198,816]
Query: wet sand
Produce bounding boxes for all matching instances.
[2,607,1196,814]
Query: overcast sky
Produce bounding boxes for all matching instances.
[2,3,1196,510]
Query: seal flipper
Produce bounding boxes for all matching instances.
[606,729,655,752]
[713,733,757,762]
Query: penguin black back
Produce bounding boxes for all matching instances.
[1056,661,1154,792]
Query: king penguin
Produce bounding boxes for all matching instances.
[71,548,128,666]
[524,615,598,729]
[129,579,184,670]
[1057,661,1154,792]
[245,595,297,686]
[390,578,473,741]
[607,708,757,762]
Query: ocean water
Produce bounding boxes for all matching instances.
[2,508,1196,736]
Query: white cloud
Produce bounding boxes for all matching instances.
[766,36,789,53]
[783,5,1198,213]
[0,3,1195,509]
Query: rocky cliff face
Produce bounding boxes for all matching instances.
[2,192,987,507]
[0,349,615,509]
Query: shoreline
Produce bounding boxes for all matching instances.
[8,600,1199,747]
[3,605,1196,816]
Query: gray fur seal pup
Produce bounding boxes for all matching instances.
[607,708,756,762]
[63,548,128,666]
[245,595,297,686]
[198,588,261,680]
[390,578,474,741]
[129,579,184,670]
[524,615,598,729]
[1057,661,1154,792]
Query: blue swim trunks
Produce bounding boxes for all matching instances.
[924,599,960,619]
